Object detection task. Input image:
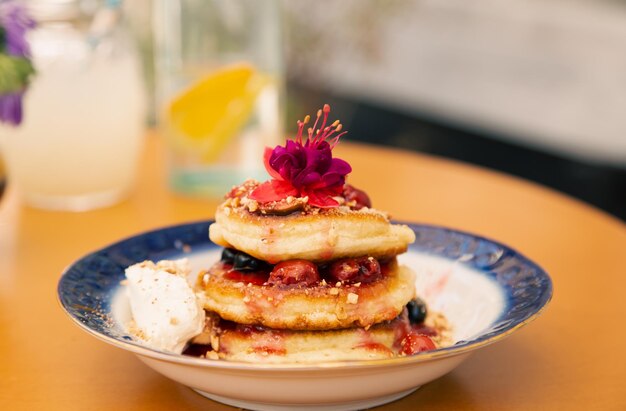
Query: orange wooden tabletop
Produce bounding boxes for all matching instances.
[1,134,624,410]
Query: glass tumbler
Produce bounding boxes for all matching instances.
[153,0,284,197]
[0,1,146,211]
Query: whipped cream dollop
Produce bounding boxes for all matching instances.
[125,259,205,354]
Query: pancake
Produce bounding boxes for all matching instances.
[208,181,415,264]
[186,309,453,363]
[195,258,416,331]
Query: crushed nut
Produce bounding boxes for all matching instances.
[247,200,259,212]
[210,335,220,351]
[205,351,220,360]
[329,287,339,295]
[347,293,359,304]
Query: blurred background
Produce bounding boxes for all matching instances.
[131,0,626,220]
[1,0,624,219]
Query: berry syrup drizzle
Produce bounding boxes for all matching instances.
[214,249,393,288]
[182,307,439,359]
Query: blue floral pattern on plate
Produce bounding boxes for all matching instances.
[58,221,552,357]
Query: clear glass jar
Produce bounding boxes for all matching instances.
[0,0,146,211]
[153,0,284,197]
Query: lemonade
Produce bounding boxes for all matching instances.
[163,64,281,196]
[153,0,283,197]
[0,21,145,211]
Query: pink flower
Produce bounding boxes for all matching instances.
[250,104,352,208]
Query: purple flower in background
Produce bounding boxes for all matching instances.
[0,90,23,125]
[0,0,36,126]
[0,0,36,57]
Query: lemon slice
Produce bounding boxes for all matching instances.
[165,63,269,163]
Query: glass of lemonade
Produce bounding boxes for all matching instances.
[153,0,284,197]
[0,2,146,211]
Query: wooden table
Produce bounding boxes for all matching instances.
[1,134,624,410]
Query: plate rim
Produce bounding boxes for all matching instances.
[57,220,553,371]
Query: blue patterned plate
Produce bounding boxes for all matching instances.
[58,221,552,411]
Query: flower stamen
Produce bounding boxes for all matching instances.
[295,104,347,149]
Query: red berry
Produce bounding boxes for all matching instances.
[268,260,320,286]
[400,331,436,355]
[343,184,371,209]
[329,256,382,284]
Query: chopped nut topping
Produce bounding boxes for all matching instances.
[247,200,259,212]
[329,287,339,295]
[210,335,220,351]
[347,293,359,304]
[205,351,220,360]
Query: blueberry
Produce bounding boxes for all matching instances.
[233,252,264,271]
[221,248,237,263]
[407,298,428,324]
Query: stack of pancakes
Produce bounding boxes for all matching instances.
[191,180,447,363]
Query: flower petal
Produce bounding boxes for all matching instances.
[0,91,24,126]
[250,179,298,203]
[297,171,322,187]
[291,143,332,187]
[303,187,340,208]
[0,1,37,58]
[271,140,306,182]
[327,157,352,175]
[264,147,284,180]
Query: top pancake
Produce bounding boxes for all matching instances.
[209,180,415,264]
